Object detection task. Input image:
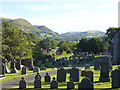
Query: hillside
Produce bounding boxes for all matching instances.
[1,18,105,41]
[61,31,105,41]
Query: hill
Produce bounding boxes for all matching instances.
[61,31,105,41]
[1,18,105,41]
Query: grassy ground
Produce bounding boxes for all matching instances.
[11,65,120,89]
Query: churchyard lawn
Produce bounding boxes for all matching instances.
[10,65,120,89]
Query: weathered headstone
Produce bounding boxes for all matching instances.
[35,73,41,80]
[94,60,100,70]
[111,69,120,88]
[70,66,79,82]
[57,67,66,82]
[34,73,42,88]
[10,59,18,73]
[21,67,27,75]
[78,78,94,89]
[85,71,93,82]
[50,77,58,89]
[16,59,21,70]
[99,61,110,82]
[4,59,10,73]
[67,78,75,89]
[19,77,26,89]
[44,72,51,82]
[85,64,90,71]
[29,58,34,70]
[33,67,40,73]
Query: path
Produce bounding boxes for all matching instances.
[2,67,83,89]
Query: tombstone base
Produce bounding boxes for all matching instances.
[10,68,19,73]
[99,78,110,82]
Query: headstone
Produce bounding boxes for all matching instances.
[50,77,58,89]
[35,73,41,80]
[85,71,93,82]
[3,59,10,73]
[16,59,21,70]
[44,72,51,82]
[10,59,18,73]
[70,66,79,82]
[57,67,66,82]
[21,67,27,75]
[29,58,34,70]
[99,61,110,82]
[40,66,46,70]
[78,78,94,89]
[67,78,75,89]
[81,70,86,76]
[33,67,40,73]
[0,63,5,75]
[94,60,100,70]
[34,73,42,88]
[19,77,26,89]
[111,69,120,88]
[85,64,90,71]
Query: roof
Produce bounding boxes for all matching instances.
[111,31,120,43]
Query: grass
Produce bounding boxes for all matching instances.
[10,64,120,89]
[0,68,55,82]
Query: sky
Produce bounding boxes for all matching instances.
[0,0,119,34]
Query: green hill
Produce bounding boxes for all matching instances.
[1,18,105,41]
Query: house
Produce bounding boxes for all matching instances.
[111,31,120,64]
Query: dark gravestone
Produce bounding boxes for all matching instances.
[111,69,120,88]
[19,77,26,89]
[44,72,51,82]
[35,73,41,80]
[57,67,66,82]
[34,73,42,88]
[10,59,18,73]
[21,67,27,75]
[81,70,86,76]
[16,59,21,70]
[33,67,40,73]
[67,78,75,89]
[4,59,10,73]
[99,61,110,82]
[85,71,93,82]
[94,60,100,70]
[70,66,79,82]
[78,78,94,90]
[50,77,58,89]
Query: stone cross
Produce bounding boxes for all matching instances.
[19,77,26,89]
[10,59,18,73]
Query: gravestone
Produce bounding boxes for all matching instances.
[85,71,93,82]
[16,59,21,70]
[21,67,27,75]
[70,66,79,82]
[94,60,100,70]
[19,77,26,89]
[81,70,86,76]
[29,58,34,70]
[50,77,58,89]
[85,64,90,71]
[0,63,5,75]
[3,59,10,73]
[33,67,40,73]
[78,78,94,89]
[40,66,46,70]
[10,59,18,73]
[35,73,41,80]
[67,78,75,89]
[111,69,120,88]
[99,61,110,82]
[44,72,51,82]
[34,73,42,88]
[57,67,66,82]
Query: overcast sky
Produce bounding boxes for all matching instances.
[0,0,119,34]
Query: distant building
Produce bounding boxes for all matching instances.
[111,31,120,64]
